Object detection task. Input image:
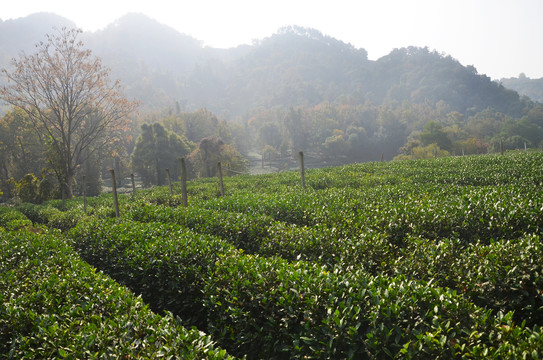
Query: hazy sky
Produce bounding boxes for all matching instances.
[2,0,542,80]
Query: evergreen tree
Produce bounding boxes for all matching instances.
[131,123,191,186]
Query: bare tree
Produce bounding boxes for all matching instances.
[0,27,138,198]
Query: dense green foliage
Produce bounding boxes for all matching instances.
[0,228,235,359]
[131,122,192,186]
[70,219,241,330]
[0,205,32,231]
[2,151,543,358]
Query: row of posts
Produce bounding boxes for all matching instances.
[100,154,308,217]
[84,143,526,218]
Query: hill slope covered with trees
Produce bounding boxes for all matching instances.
[1,13,542,201]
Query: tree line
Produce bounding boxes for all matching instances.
[2,27,543,204]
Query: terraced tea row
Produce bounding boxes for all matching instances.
[3,151,543,358]
[0,228,234,359]
[68,218,543,358]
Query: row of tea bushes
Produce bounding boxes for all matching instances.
[126,204,272,254]
[15,203,87,231]
[206,255,542,359]
[123,201,543,329]
[33,152,543,235]
[128,152,543,204]
[68,218,543,359]
[70,218,241,330]
[0,228,235,359]
[319,152,543,188]
[125,202,392,271]
[0,206,33,231]
[391,235,543,327]
[16,175,542,332]
[199,183,543,245]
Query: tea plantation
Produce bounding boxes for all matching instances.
[2,152,543,358]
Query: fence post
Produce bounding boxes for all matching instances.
[131,173,136,194]
[217,162,225,197]
[500,140,504,155]
[61,181,66,210]
[110,169,120,217]
[380,153,384,162]
[166,168,173,195]
[299,151,306,189]
[179,158,188,206]
[82,175,87,213]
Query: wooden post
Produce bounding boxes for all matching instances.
[261,153,264,168]
[61,181,66,210]
[166,168,173,195]
[179,158,188,207]
[82,175,87,213]
[217,162,225,197]
[131,173,136,194]
[500,140,504,155]
[434,146,437,158]
[380,153,384,162]
[525,142,527,152]
[110,169,120,217]
[299,151,306,189]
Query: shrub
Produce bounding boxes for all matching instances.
[0,229,236,359]
[0,206,32,230]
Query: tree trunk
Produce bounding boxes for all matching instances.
[65,173,74,199]
[64,166,74,199]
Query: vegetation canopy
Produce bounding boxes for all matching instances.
[0,27,137,199]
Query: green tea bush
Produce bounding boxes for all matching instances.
[127,204,272,253]
[15,203,87,231]
[204,255,542,359]
[11,152,543,358]
[14,202,47,224]
[0,229,235,359]
[67,217,542,359]
[70,218,241,329]
[202,190,317,226]
[386,233,543,327]
[0,206,32,230]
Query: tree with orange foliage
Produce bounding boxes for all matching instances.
[0,27,138,198]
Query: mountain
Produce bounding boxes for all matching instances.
[0,12,76,57]
[501,74,543,104]
[366,47,525,116]
[0,13,534,119]
[181,26,371,116]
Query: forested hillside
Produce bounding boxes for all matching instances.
[1,13,543,201]
[0,13,535,117]
[501,74,543,104]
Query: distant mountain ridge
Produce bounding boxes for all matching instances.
[0,13,76,53]
[0,12,538,118]
[501,74,543,104]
